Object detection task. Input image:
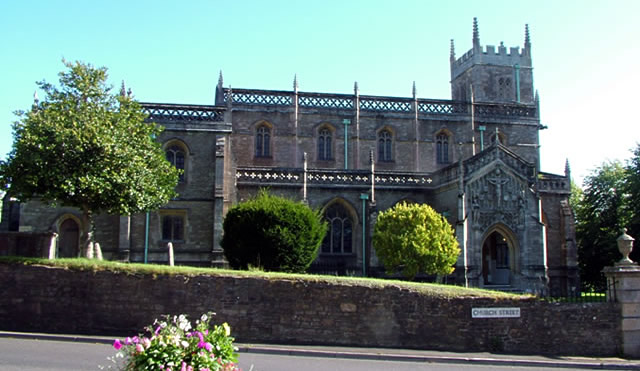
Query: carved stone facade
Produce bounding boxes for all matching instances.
[0,19,578,295]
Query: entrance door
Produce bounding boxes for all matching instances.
[58,218,79,258]
[482,231,511,285]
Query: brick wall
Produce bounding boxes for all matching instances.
[0,262,621,356]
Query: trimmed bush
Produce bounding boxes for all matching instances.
[221,191,327,273]
[373,202,460,280]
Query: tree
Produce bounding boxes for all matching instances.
[575,161,630,291]
[221,190,327,273]
[625,143,640,263]
[0,60,179,253]
[373,202,459,280]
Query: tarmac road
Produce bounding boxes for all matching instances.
[0,333,638,370]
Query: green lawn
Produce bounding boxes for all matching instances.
[0,256,530,300]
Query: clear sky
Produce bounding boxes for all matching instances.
[1,0,638,186]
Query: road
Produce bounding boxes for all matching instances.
[0,337,623,371]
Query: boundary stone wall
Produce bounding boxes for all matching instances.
[0,263,621,356]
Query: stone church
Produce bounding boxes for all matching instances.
[0,19,578,295]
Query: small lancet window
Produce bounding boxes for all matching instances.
[436,134,450,164]
[378,130,393,162]
[255,125,271,158]
[318,128,332,160]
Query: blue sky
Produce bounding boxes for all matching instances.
[1,0,638,186]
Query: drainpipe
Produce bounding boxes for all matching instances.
[144,212,149,264]
[360,193,369,277]
[343,119,351,169]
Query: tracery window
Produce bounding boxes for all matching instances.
[255,125,271,158]
[321,203,353,254]
[166,145,186,182]
[318,128,332,160]
[378,129,393,162]
[436,133,450,164]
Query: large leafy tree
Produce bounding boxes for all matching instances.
[373,202,459,280]
[574,161,630,290]
[0,60,179,253]
[625,143,640,258]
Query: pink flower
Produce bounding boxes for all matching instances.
[142,337,151,349]
[135,343,144,353]
[113,339,122,350]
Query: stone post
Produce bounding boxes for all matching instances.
[47,232,57,259]
[603,229,640,358]
[168,242,175,267]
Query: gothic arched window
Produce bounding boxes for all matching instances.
[166,145,186,182]
[321,203,353,254]
[378,130,393,162]
[318,128,332,160]
[436,133,450,164]
[255,125,271,158]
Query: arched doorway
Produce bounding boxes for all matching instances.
[482,229,514,285]
[58,218,80,258]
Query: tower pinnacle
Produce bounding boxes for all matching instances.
[472,17,480,51]
[450,39,455,62]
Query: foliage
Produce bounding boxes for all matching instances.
[625,143,640,259]
[574,161,630,291]
[106,313,238,371]
[373,202,460,280]
[0,60,179,247]
[221,190,327,273]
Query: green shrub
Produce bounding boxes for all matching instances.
[221,191,327,273]
[373,202,460,280]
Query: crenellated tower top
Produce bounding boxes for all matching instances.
[450,18,534,104]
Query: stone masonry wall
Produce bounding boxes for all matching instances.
[0,262,621,356]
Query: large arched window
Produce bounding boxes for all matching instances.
[436,133,450,164]
[255,124,271,158]
[166,144,186,182]
[318,128,332,161]
[321,203,353,254]
[378,129,393,162]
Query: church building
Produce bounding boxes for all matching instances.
[0,19,578,295]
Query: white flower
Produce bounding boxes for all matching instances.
[201,314,208,322]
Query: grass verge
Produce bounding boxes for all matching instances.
[0,256,530,300]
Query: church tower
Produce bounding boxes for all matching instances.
[450,18,533,104]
